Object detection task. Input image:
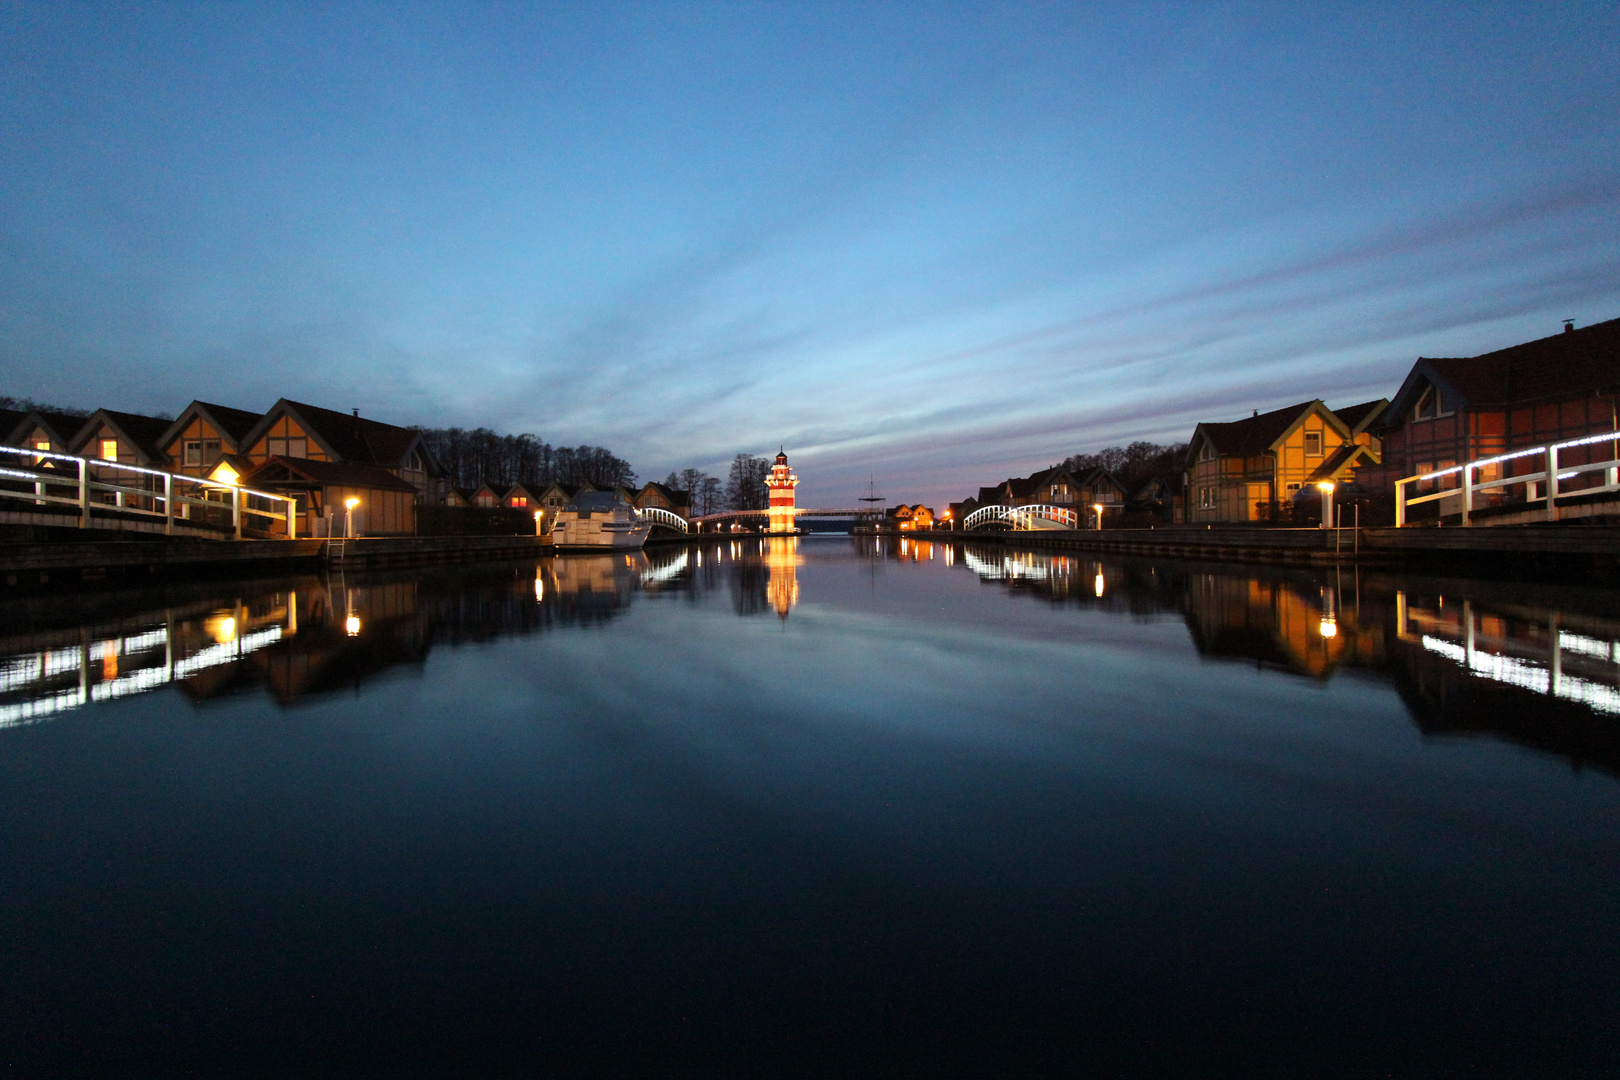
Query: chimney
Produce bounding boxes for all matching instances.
[352,408,360,417]
[1252,409,1258,417]
[1564,320,1576,334]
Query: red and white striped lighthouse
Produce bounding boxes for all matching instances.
[766,449,799,534]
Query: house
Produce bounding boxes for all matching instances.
[443,486,476,508]
[1186,400,1376,523]
[240,458,419,537]
[503,483,543,510]
[5,408,89,460]
[237,399,440,503]
[470,483,502,508]
[158,401,264,477]
[634,481,693,521]
[1358,318,1620,501]
[884,504,935,530]
[66,409,174,511]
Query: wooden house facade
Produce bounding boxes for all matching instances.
[1357,319,1620,499]
[633,481,693,521]
[158,401,264,477]
[238,400,440,504]
[241,458,418,537]
[1186,400,1381,523]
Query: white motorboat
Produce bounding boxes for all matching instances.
[549,491,651,550]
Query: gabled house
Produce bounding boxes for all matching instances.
[241,458,419,537]
[504,483,543,510]
[69,409,171,469]
[1128,474,1183,523]
[7,408,91,461]
[159,401,264,477]
[1186,400,1372,523]
[1360,318,1620,497]
[237,400,440,503]
[634,481,693,521]
[469,483,502,508]
[443,486,476,508]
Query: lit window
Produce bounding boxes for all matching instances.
[511,496,527,507]
[100,439,118,461]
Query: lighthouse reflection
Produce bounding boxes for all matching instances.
[765,536,801,618]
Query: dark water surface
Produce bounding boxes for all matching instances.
[3,536,1619,1077]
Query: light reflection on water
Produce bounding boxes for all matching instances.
[3,536,1620,766]
[4,536,1620,1075]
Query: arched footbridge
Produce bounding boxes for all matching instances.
[961,504,1080,531]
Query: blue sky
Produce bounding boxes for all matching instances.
[2,2,1617,507]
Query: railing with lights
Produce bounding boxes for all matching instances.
[1394,430,1620,527]
[0,445,298,539]
[634,506,690,533]
[961,504,1079,531]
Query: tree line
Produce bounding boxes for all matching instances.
[414,427,637,491]
[659,453,772,515]
[1057,440,1187,490]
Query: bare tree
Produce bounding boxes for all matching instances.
[724,454,771,511]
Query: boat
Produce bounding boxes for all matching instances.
[548,491,651,550]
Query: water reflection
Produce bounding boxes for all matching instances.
[6,539,1620,775]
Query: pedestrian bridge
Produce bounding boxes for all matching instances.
[962,504,1079,531]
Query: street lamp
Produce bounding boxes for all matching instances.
[344,496,360,539]
[1093,503,1104,531]
[534,509,544,536]
[1316,481,1335,530]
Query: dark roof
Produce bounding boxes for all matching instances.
[243,456,419,493]
[191,401,263,444]
[9,409,91,447]
[75,409,173,463]
[1195,401,1319,458]
[639,481,691,504]
[1306,443,1377,483]
[1332,399,1388,433]
[247,399,427,470]
[1417,317,1620,408]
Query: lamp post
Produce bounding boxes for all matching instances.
[1093,503,1104,531]
[1316,481,1335,530]
[344,496,359,539]
[534,509,544,536]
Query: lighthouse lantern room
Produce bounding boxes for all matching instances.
[766,449,799,534]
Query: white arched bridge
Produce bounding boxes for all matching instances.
[635,504,1086,533]
[961,504,1080,531]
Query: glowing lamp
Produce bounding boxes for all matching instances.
[1319,618,1338,638]
[345,615,361,636]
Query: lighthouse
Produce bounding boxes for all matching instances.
[765,448,799,534]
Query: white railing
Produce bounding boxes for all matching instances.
[1395,430,1620,526]
[962,503,1080,530]
[0,445,298,539]
[635,506,690,533]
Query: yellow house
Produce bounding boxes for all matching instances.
[237,399,439,503]
[1186,400,1383,523]
[158,401,264,477]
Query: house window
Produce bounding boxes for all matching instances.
[33,440,49,462]
[1304,431,1322,456]
[1414,385,1450,420]
[185,441,202,465]
[267,437,308,459]
[1199,441,1215,462]
[100,439,118,461]
[510,496,527,507]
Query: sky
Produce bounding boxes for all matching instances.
[1,2,1617,508]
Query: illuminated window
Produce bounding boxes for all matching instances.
[100,439,118,461]
[1304,431,1322,456]
[510,496,527,507]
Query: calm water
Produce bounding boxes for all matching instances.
[3,536,1619,1077]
